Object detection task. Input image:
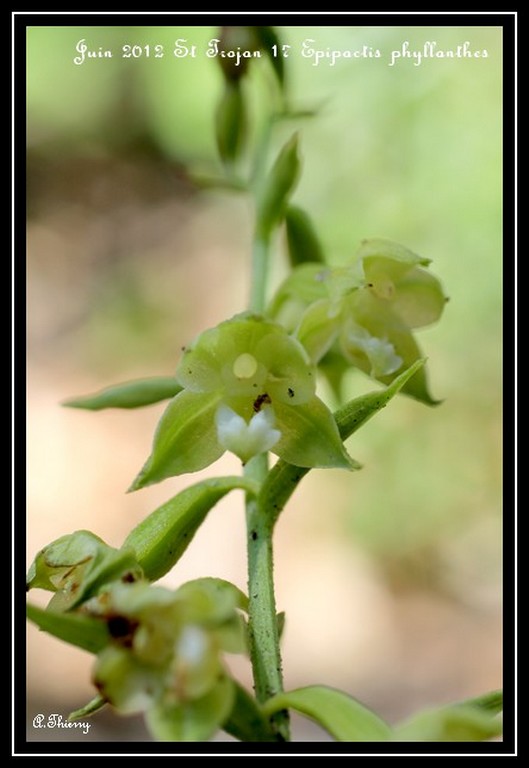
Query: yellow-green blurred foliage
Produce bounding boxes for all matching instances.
[26,25,503,741]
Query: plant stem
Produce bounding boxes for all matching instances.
[249,236,270,314]
[244,116,290,740]
[244,454,290,741]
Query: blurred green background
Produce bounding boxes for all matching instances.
[26,25,503,742]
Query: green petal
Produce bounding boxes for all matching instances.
[295,299,341,363]
[123,478,254,582]
[26,602,110,654]
[145,674,235,742]
[256,333,315,404]
[260,360,426,531]
[268,263,329,329]
[273,397,359,470]
[129,391,224,490]
[177,328,224,392]
[389,267,447,328]
[262,685,391,742]
[94,646,165,714]
[176,577,249,621]
[342,297,439,404]
[62,376,182,410]
[26,530,143,611]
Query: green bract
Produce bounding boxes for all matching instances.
[131,313,356,490]
[270,239,447,404]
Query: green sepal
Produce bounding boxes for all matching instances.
[123,478,256,582]
[256,133,300,240]
[285,205,325,266]
[63,377,182,410]
[295,298,340,363]
[268,263,328,328]
[175,577,249,618]
[129,390,224,490]
[173,579,249,656]
[145,673,235,742]
[262,685,391,742]
[392,697,503,742]
[94,645,166,714]
[26,530,143,611]
[223,682,277,742]
[26,602,110,654]
[260,360,425,530]
[273,396,360,470]
[342,296,440,404]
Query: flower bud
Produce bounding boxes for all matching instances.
[257,134,301,239]
[215,80,246,166]
[285,205,325,266]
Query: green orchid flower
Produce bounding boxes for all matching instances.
[130,313,357,490]
[270,239,448,403]
[88,579,245,740]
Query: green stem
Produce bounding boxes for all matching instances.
[244,454,289,742]
[249,236,270,314]
[244,112,289,741]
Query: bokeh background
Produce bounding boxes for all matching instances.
[26,24,503,743]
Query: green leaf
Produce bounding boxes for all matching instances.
[392,703,503,742]
[63,377,182,410]
[262,685,391,742]
[273,396,360,470]
[285,205,325,266]
[26,530,143,611]
[334,359,427,437]
[145,674,235,742]
[223,682,276,742]
[129,390,224,490]
[123,478,254,581]
[461,690,503,715]
[26,602,110,654]
[68,695,106,721]
[260,360,425,529]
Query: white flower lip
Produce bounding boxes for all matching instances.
[347,326,402,377]
[215,405,281,462]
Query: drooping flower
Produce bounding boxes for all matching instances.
[270,238,448,403]
[130,313,356,490]
[88,579,245,741]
